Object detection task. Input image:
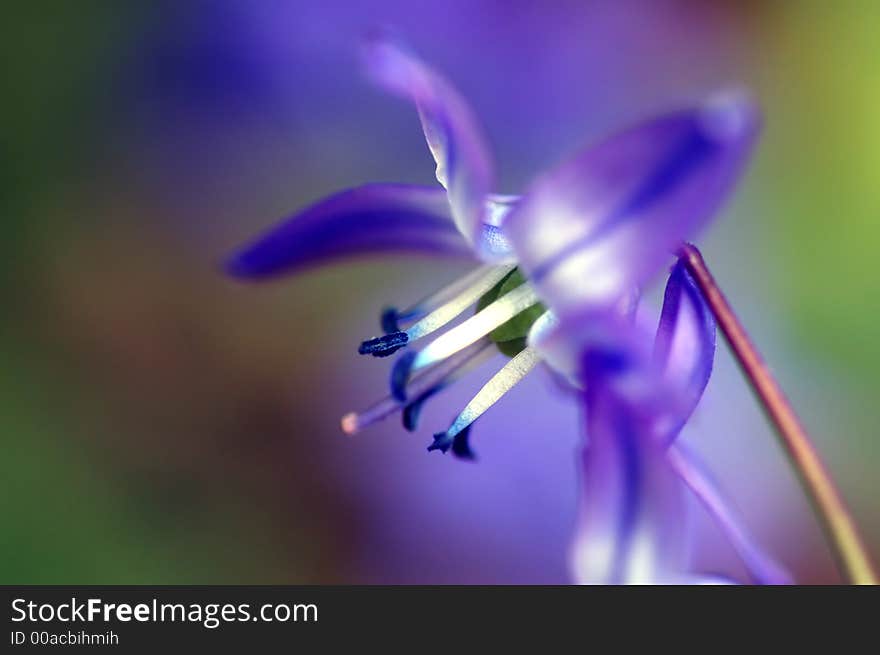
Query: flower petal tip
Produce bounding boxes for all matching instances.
[360,31,418,96]
[222,248,264,280]
[699,89,761,146]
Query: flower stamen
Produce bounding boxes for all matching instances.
[430,345,542,458]
[403,264,516,341]
[358,263,515,357]
[402,344,498,431]
[408,283,540,376]
[342,338,495,435]
[381,263,507,332]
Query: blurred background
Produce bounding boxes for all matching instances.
[3,0,878,583]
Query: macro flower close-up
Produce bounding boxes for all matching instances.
[4,2,880,624]
[225,35,869,586]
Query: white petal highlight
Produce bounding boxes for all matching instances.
[411,283,541,374]
[444,346,541,438]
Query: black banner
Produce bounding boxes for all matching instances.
[1,586,873,649]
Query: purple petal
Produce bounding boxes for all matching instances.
[570,360,689,585]
[653,259,716,439]
[363,36,497,258]
[669,443,793,584]
[224,184,477,279]
[527,304,645,389]
[504,91,760,318]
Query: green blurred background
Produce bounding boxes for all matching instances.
[2,1,877,583]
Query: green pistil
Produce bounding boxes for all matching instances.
[476,268,546,358]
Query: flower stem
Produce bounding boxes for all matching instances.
[679,243,877,585]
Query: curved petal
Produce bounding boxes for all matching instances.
[570,378,689,585]
[224,184,477,279]
[503,91,760,317]
[363,36,499,258]
[653,259,716,440]
[669,443,793,585]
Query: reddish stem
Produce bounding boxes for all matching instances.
[680,243,877,585]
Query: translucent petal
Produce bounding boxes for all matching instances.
[669,443,793,584]
[363,36,501,259]
[504,92,760,317]
[225,184,475,279]
[653,259,716,440]
[571,381,689,585]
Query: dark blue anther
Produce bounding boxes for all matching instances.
[401,384,444,432]
[402,402,422,432]
[427,431,453,454]
[390,350,416,401]
[401,395,427,432]
[358,331,409,357]
[450,426,475,460]
[427,426,474,460]
[380,307,401,334]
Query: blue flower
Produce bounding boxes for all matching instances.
[225,37,786,583]
[226,36,757,453]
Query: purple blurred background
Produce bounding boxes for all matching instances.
[4,1,878,583]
